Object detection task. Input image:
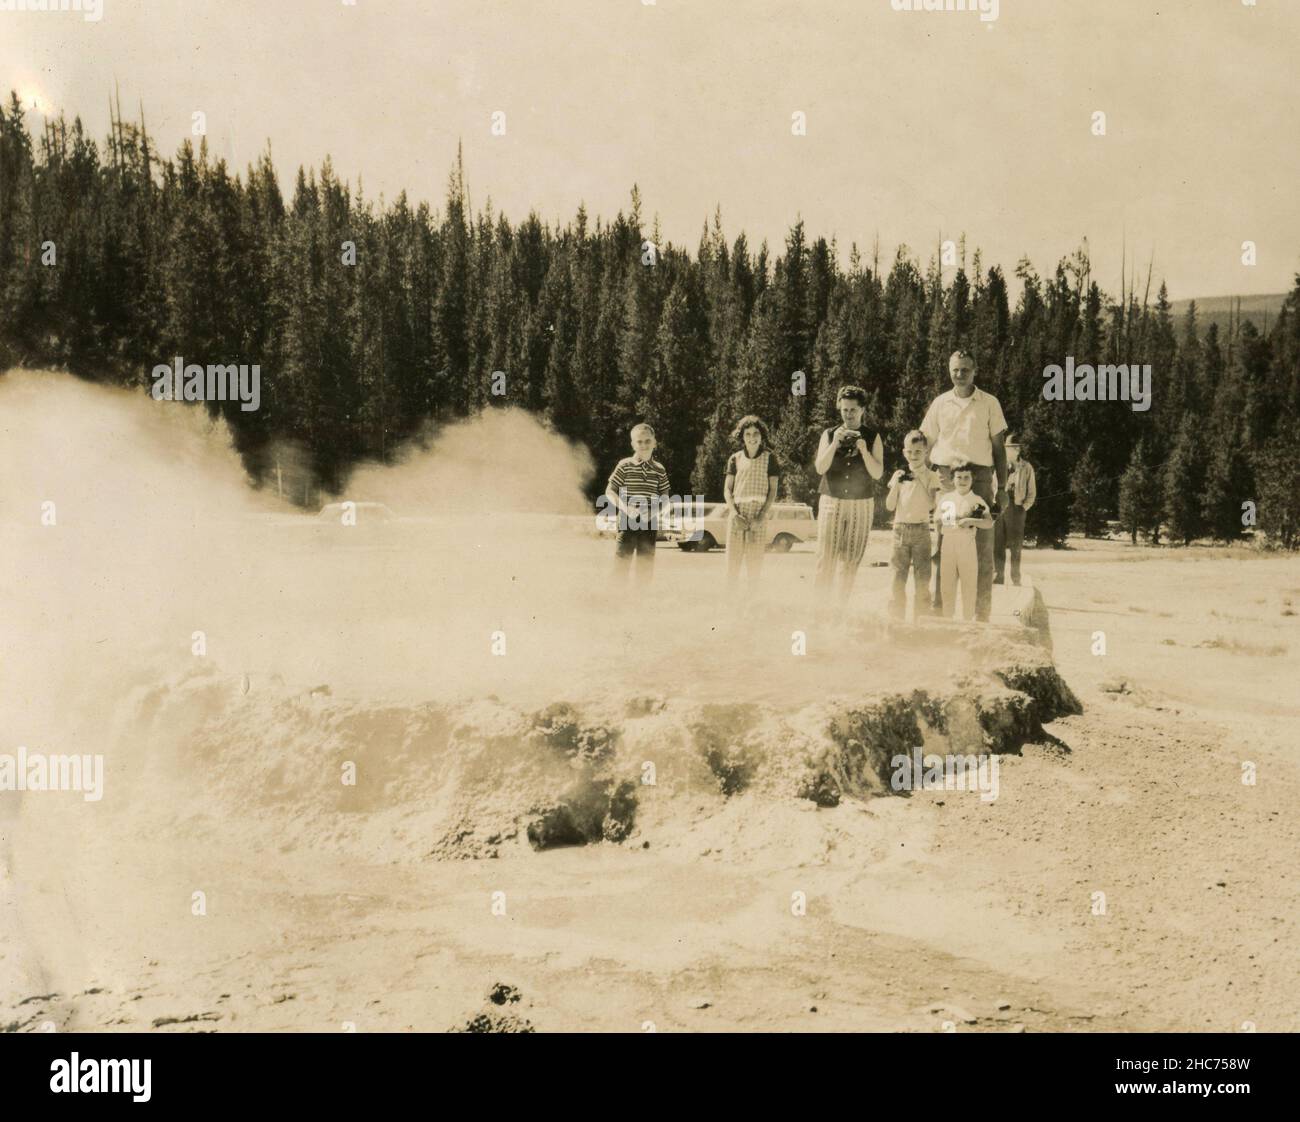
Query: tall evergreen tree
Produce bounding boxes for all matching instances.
[1117,438,1161,544]
[1163,415,1206,545]
[1070,444,1109,537]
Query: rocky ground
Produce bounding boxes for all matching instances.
[4,536,1296,1033]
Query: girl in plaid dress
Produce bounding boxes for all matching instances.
[724,415,780,590]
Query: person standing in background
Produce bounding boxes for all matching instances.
[723,415,780,592]
[920,351,1008,621]
[812,385,885,609]
[605,422,671,584]
[935,463,995,621]
[994,434,1036,586]
[885,430,940,621]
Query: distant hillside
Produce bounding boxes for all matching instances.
[1170,293,1288,336]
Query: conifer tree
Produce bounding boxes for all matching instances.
[1070,444,1109,537]
[1252,423,1300,549]
[1117,438,1161,544]
[1163,415,1206,545]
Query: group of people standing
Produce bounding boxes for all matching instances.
[603,349,1036,623]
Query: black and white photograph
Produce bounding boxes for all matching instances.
[1,0,1297,1083]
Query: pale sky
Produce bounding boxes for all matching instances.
[4,0,1297,301]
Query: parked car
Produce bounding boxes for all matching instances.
[656,498,714,542]
[665,501,818,552]
[594,498,710,540]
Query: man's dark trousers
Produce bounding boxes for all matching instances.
[995,502,1027,584]
[931,463,996,621]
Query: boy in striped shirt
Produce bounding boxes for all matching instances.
[605,423,671,581]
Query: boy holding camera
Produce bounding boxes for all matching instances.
[886,430,940,621]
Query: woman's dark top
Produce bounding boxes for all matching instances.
[818,426,875,500]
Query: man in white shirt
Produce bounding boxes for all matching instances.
[919,350,1009,621]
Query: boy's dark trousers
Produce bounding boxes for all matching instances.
[930,464,996,621]
[615,527,657,560]
[994,503,1027,584]
[890,523,931,620]
[615,497,659,572]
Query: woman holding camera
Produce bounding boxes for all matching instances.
[812,384,884,608]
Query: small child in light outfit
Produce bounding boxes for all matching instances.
[935,461,994,621]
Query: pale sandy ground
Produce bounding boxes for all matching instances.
[3,531,1297,1034]
[2,372,1296,1032]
